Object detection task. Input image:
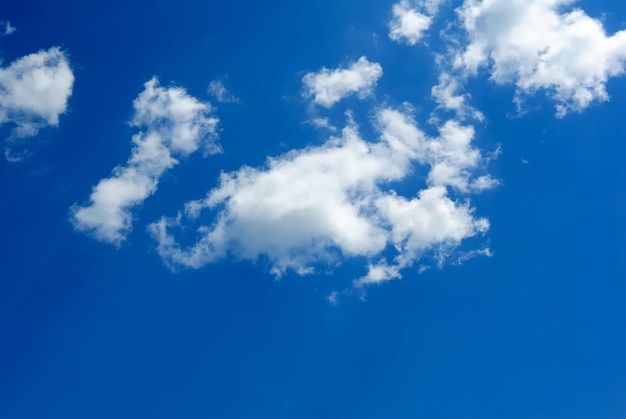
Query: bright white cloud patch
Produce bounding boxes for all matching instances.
[389,1,432,45]
[302,57,383,107]
[0,47,74,156]
[71,78,220,244]
[149,108,491,283]
[455,0,626,116]
[378,109,496,192]
[358,186,489,286]
[207,80,240,104]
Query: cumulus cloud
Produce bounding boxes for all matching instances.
[389,0,442,45]
[71,78,220,244]
[302,57,383,107]
[455,0,626,116]
[149,108,491,284]
[0,47,74,157]
[357,186,489,286]
[207,80,241,104]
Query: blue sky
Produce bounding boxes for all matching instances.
[2,0,626,417]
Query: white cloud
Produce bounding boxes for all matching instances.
[0,47,74,157]
[357,186,488,285]
[1,21,15,36]
[307,117,337,131]
[4,147,29,163]
[71,78,220,244]
[431,72,484,121]
[455,0,626,116]
[207,80,241,104]
[388,0,446,45]
[389,1,433,46]
[377,108,496,192]
[302,57,383,107]
[420,0,446,16]
[149,108,491,283]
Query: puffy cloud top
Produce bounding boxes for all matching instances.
[0,47,74,146]
[71,78,220,244]
[302,57,383,108]
[455,0,626,116]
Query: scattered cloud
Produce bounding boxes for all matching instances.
[421,0,446,16]
[4,148,29,163]
[307,117,337,131]
[431,72,484,121]
[454,246,492,265]
[149,106,492,284]
[207,80,241,104]
[327,291,339,306]
[0,47,74,159]
[302,57,383,107]
[65,0,625,295]
[1,21,15,36]
[389,0,440,45]
[454,0,626,117]
[71,78,220,244]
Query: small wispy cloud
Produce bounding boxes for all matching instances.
[1,21,15,36]
[307,117,337,131]
[207,80,241,104]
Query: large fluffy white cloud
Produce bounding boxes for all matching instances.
[455,0,626,116]
[149,108,492,283]
[0,47,74,157]
[302,57,383,107]
[71,78,220,244]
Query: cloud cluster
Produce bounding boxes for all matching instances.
[302,57,383,107]
[62,0,626,294]
[455,0,626,116]
[149,104,493,284]
[71,78,220,244]
[0,47,74,158]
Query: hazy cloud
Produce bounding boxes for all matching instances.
[1,21,15,36]
[207,80,241,104]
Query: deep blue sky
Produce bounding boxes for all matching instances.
[2,0,626,418]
